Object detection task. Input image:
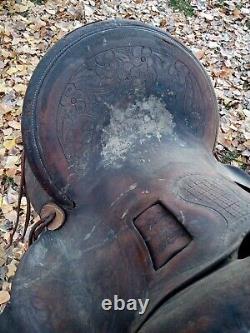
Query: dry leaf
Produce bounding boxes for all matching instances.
[6,67,19,75]
[4,155,20,168]
[6,261,17,279]
[8,120,21,130]
[233,8,241,17]
[219,66,233,79]
[0,103,12,114]
[5,168,17,178]
[14,84,26,94]
[0,245,6,267]
[160,18,167,27]
[1,282,11,292]
[195,49,205,60]
[0,291,10,305]
[3,138,16,150]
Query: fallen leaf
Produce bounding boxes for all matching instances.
[5,168,17,178]
[0,291,10,305]
[0,245,6,267]
[3,139,16,150]
[195,49,205,60]
[6,67,19,75]
[160,18,167,27]
[13,84,26,94]
[4,155,20,168]
[1,282,11,292]
[233,8,241,18]
[8,120,21,130]
[0,103,12,114]
[219,66,233,79]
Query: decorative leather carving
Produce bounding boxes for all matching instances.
[177,174,250,226]
[56,46,201,175]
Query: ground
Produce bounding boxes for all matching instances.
[0,0,249,308]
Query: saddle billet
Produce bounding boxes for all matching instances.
[1,19,250,333]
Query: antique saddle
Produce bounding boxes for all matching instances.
[1,19,250,332]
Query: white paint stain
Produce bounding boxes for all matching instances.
[101,95,175,166]
[121,209,129,219]
[110,183,137,207]
[83,225,96,241]
[129,183,137,191]
[179,210,185,225]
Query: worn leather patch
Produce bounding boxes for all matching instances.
[134,204,191,270]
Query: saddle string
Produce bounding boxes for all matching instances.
[28,213,56,246]
[21,194,31,242]
[7,152,54,248]
[7,152,26,247]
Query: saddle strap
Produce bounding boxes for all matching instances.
[7,153,65,248]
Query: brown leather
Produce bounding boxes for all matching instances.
[1,19,250,333]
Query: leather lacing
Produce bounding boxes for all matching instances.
[6,152,55,249]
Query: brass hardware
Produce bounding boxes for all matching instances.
[40,203,65,231]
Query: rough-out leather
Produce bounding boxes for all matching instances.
[0,20,250,333]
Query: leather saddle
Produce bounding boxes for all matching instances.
[1,19,250,333]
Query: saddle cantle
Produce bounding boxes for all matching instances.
[1,19,250,333]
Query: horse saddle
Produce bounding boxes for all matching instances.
[1,19,250,333]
